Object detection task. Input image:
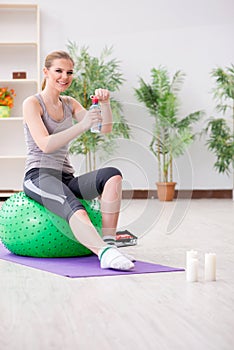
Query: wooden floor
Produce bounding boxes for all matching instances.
[0,198,233,350]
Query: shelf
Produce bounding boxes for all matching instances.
[0,157,25,191]
[0,42,38,46]
[0,191,20,199]
[0,4,39,44]
[0,117,23,121]
[0,156,26,160]
[0,46,39,81]
[0,79,38,84]
[0,3,39,193]
[0,4,37,9]
[0,81,38,118]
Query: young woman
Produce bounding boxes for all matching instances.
[23,50,134,271]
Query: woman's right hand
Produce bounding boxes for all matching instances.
[80,108,102,131]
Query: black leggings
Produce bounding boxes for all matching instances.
[23,167,122,222]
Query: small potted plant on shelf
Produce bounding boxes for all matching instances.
[62,41,130,172]
[204,64,234,179]
[134,66,203,201]
[0,87,16,118]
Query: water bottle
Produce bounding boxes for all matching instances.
[90,95,102,133]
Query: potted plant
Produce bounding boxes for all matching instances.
[134,66,203,201]
[0,87,16,118]
[62,41,130,171]
[204,65,234,179]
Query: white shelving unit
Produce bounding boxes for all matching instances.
[0,4,40,196]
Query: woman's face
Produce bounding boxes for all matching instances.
[44,58,74,92]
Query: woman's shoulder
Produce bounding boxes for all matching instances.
[60,95,85,113]
[23,94,40,105]
[23,94,42,115]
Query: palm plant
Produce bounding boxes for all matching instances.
[63,41,130,171]
[205,65,234,175]
[134,67,203,184]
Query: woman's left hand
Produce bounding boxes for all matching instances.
[94,88,110,103]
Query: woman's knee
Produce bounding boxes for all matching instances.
[103,166,122,179]
[96,167,122,194]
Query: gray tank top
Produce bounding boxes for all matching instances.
[24,93,75,174]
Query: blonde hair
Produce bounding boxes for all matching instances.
[41,50,74,90]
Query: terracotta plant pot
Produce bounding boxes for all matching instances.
[156,182,176,201]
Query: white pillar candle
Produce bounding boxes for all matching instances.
[186,258,198,282]
[205,253,216,281]
[186,250,198,270]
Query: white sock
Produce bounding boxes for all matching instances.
[98,246,134,271]
[103,236,135,262]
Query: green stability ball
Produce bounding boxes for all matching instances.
[0,192,102,257]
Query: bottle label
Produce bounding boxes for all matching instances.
[90,96,102,133]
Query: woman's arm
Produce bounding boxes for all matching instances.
[23,96,100,153]
[99,101,113,133]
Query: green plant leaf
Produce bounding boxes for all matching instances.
[204,64,234,175]
[134,66,203,182]
[62,41,130,170]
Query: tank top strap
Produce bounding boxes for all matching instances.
[34,93,47,116]
[60,95,73,116]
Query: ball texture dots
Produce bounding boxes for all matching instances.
[0,192,102,257]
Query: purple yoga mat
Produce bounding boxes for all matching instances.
[0,243,184,278]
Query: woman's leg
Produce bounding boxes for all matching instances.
[68,167,123,243]
[69,209,106,255]
[24,169,134,270]
[69,209,134,270]
[69,174,122,252]
[100,174,122,238]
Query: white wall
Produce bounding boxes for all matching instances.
[4,0,234,190]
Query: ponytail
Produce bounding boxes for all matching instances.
[41,77,46,90]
